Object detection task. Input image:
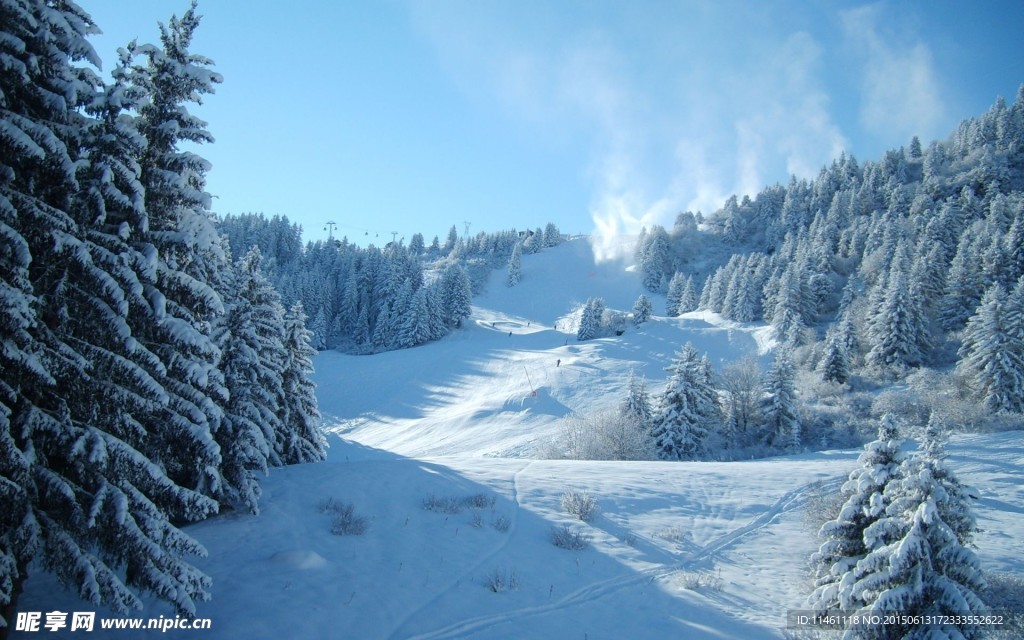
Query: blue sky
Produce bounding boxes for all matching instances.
[84,1,1024,247]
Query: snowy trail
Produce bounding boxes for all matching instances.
[685,475,844,565]
[401,473,837,640]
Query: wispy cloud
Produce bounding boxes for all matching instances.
[841,3,945,143]
[409,2,850,262]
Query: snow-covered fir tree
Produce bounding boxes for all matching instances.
[440,262,473,328]
[577,297,605,341]
[844,418,985,639]
[620,369,653,430]
[543,222,561,247]
[866,255,928,372]
[397,286,433,348]
[820,328,851,385]
[125,2,229,496]
[632,294,652,325]
[278,302,328,465]
[957,284,1024,413]
[214,249,277,514]
[761,352,800,450]
[507,241,522,287]
[640,226,671,292]
[650,344,718,460]
[0,0,222,623]
[678,275,698,314]
[809,414,904,612]
[665,272,686,316]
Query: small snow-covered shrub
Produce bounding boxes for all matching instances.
[870,388,930,425]
[422,494,463,514]
[482,567,520,592]
[561,489,600,522]
[550,525,590,550]
[491,515,511,532]
[655,525,689,543]
[423,492,496,514]
[675,569,724,591]
[542,409,655,461]
[463,493,496,509]
[469,511,484,528]
[319,498,369,536]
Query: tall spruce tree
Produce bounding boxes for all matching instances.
[507,241,522,287]
[620,369,653,430]
[820,328,851,385]
[845,421,985,640]
[278,302,327,465]
[762,352,800,450]
[632,293,652,325]
[577,297,604,341]
[866,260,927,372]
[1,0,218,625]
[957,284,1024,413]
[809,415,904,612]
[125,1,228,496]
[665,272,686,316]
[651,344,717,460]
[440,262,472,328]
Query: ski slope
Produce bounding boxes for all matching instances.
[318,237,770,457]
[12,237,1024,639]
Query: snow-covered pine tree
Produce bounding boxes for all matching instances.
[679,275,698,314]
[770,267,808,345]
[845,420,985,640]
[1,0,218,623]
[632,293,652,325]
[820,328,851,385]
[650,344,716,460]
[761,352,800,450]
[665,272,686,316]
[507,241,522,287]
[865,257,927,372]
[440,262,472,328]
[620,369,653,430]
[939,234,985,332]
[443,224,459,254]
[278,302,328,465]
[577,297,605,341]
[543,222,561,247]
[957,284,1024,413]
[640,226,670,292]
[1007,276,1024,345]
[424,284,448,341]
[125,3,229,495]
[213,252,274,514]
[398,286,432,348]
[916,415,977,545]
[0,0,101,621]
[809,414,904,612]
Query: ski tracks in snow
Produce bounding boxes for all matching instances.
[401,472,842,640]
[388,461,535,640]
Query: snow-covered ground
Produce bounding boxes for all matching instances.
[14,237,1024,638]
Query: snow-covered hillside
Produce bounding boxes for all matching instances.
[13,238,1023,639]
[319,237,771,457]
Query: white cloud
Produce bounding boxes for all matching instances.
[842,4,945,143]
[409,2,851,262]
